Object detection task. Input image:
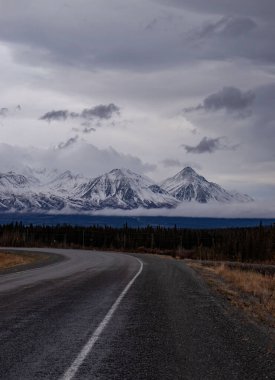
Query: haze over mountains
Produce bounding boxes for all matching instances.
[0,167,253,213]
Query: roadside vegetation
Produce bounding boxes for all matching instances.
[0,222,274,263]
[0,251,37,269]
[188,261,275,328]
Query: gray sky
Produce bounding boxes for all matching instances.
[0,0,274,210]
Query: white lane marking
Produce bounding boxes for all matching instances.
[59,258,143,380]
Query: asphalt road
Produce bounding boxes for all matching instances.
[0,249,274,380]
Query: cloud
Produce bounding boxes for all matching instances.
[81,103,120,120]
[160,158,202,170]
[184,87,255,115]
[182,136,237,154]
[191,16,257,41]
[203,87,255,112]
[80,121,96,133]
[0,142,156,178]
[144,18,158,31]
[221,17,257,37]
[57,135,78,150]
[85,200,275,218]
[40,110,69,122]
[172,200,275,218]
[161,0,275,21]
[0,108,8,117]
[161,158,183,167]
[83,126,96,134]
[0,0,274,74]
[40,103,120,123]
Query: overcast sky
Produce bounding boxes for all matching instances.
[0,0,274,209]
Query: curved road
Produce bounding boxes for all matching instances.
[0,249,274,379]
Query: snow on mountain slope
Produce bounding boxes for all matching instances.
[0,169,78,211]
[161,167,253,203]
[0,166,253,212]
[0,172,36,192]
[45,170,87,195]
[76,168,178,209]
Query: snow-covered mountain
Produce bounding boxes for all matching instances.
[0,166,253,213]
[0,171,65,212]
[0,172,35,191]
[74,168,178,210]
[0,168,178,212]
[161,167,253,203]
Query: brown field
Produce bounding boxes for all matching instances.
[0,251,37,269]
[188,261,275,328]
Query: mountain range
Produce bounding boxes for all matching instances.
[0,167,253,213]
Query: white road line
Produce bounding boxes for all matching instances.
[59,257,143,380]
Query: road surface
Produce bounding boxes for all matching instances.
[0,248,274,379]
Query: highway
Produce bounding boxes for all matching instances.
[0,248,274,379]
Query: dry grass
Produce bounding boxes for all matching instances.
[188,261,275,328]
[0,251,37,269]
[214,265,275,317]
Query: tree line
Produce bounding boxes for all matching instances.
[0,222,274,262]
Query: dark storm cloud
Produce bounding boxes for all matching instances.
[81,104,120,120]
[204,87,255,112]
[40,104,120,123]
[57,135,79,150]
[182,136,236,154]
[184,87,255,115]
[40,110,69,122]
[244,83,275,157]
[181,82,275,165]
[0,0,274,73]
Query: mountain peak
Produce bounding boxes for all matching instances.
[109,168,134,176]
[173,167,205,183]
[182,166,196,173]
[161,167,252,203]
[179,166,198,177]
[78,167,177,209]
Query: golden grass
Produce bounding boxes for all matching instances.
[0,252,37,269]
[214,265,275,317]
[188,261,275,327]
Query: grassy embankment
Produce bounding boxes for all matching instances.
[188,262,275,328]
[0,251,38,269]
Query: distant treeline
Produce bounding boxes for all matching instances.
[0,222,274,262]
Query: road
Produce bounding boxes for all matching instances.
[0,248,274,379]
